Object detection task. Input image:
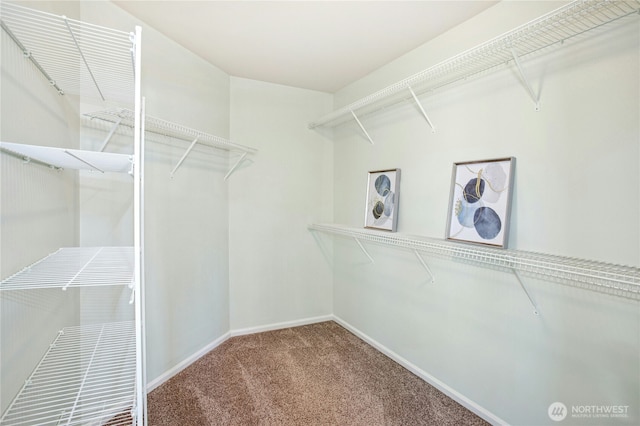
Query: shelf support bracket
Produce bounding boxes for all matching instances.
[224,151,248,181]
[63,16,105,101]
[170,137,198,179]
[407,86,436,133]
[510,48,540,111]
[1,20,64,95]
[64,150,105,173]
[129,287,135,305]
[350,110,374,145]
[414,250,435,283]
[513,269,540,316]
[354,237,374,264]
[99,117,123,152]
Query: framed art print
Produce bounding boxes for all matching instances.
[446,157,515,248]
[364,169,400,232]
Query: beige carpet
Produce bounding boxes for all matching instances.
[148,321,488,425]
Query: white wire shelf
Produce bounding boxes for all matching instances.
[85,108,257,180]
[0,247,134,291]
[84,108,257,154]
[309,224,640,301]
[0,321,136,426]
[308,0,640,130]
[0,2,136,104]
[0,141,134,173]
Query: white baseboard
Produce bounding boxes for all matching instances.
[331,315,507,426]
[230,314,334,337]
[146,331,231,392]
[146,314,333,392]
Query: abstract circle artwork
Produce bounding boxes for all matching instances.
[447,158,515,247]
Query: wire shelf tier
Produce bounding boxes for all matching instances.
[0,322,136,426]
[0,247,134,291]
[309,224,640,300]
[309,0,640,129]
[84,108,257,154]
[0,141,134,173]
[0,2,136,103]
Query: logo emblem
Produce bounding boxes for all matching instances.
[548,402,567,422]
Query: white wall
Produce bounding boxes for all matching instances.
[329,2,639,425]
[228,77,333,329]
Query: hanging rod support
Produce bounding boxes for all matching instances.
[129,288,135,305]
[224,151,248,181]
[99,117,123,152]
[513,269,539,316]
[170,137,199,179]
[0,20,64,95]
[414,250,435,283]
[350,110,374,145]
[63,16,105,101]
[354,237,374,264]
[64,150,104,173]
[510,48,540,111]
[407,86,436,133]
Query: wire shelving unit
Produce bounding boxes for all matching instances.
[309,224,640,302]
[85,108,257,180]
[308,0,640,135]
[1,2,146,424]
[0,247,134,292]
[0,1,137,103]
[0,322,137,426]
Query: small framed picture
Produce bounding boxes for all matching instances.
[364,169,401,232]
[446,157,515,248]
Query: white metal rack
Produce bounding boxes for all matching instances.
[309,224,640,304]
[1,2,145,425]
[0,247,134,292]
[0,322,137,426]
[308,0,640,140]
[84,108,257,180]
[0,2,137,103]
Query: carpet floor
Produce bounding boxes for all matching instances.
[148,321,489,425]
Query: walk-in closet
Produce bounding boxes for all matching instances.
[1,1,639,425]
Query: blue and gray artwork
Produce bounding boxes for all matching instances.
[369,174,395,227]
[452,161,509,243]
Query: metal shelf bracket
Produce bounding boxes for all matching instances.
[63,16,105,101]
[99,117,123,152]
[407,86,436,133]
[350,110,374,145]
[354,237,375,264]
[414,250,435,283]
[510,48,540,111]
[64,150,105,173]
[513,269,540,316]
[224,151,248,181]
[170,137,198,179]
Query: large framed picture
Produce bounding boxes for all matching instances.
[364,169,401,232]
[446,157,515,248]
